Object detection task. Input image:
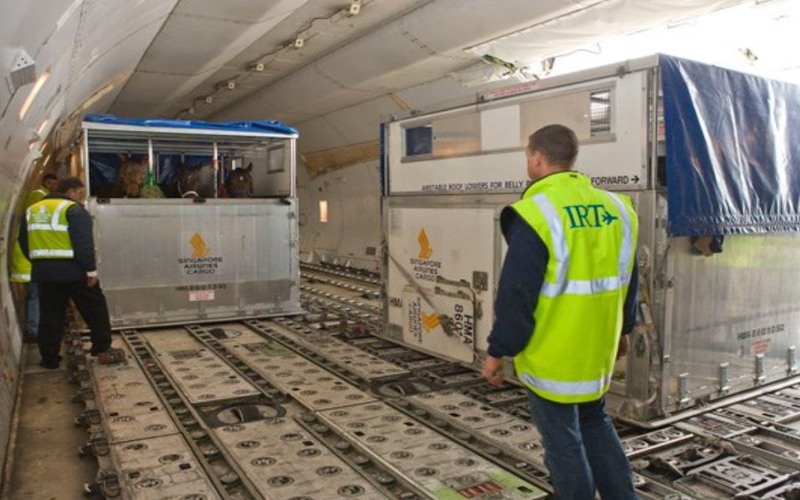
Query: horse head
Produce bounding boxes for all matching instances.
[225,163,253,198]
[117,154,148,198]
[178,162,216,198]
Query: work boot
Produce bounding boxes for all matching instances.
[89,343,112,356]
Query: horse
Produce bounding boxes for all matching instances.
[175,162,253,198]
[224,163,253,198]
[177,162,216,198]
[93,154,148,198]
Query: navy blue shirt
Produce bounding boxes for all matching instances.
[487,210,638,359]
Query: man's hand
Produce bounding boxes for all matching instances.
[616,334,629,359]
[86,276,99,288]
[481,356,505,387]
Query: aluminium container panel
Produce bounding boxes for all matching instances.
[385,205,498,363]
[88,199,301,328]
[604,191,800,423]
[386,70,648,195]
[658,232,800,416]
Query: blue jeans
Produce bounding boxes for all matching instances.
[26,283,39,337]
[527,391,637,500]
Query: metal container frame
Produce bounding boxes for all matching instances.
[380,55,800,425]
[78,120,302,328]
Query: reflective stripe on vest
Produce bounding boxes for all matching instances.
[533,191,633,297]
[10,240,32,282]
[521,372,612,396]
[26,199,76,259]
[30,248,75,258]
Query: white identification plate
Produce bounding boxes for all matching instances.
[188,290,215,302]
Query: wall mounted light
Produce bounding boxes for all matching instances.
[19,67,50,120]
[37,118,50,136]
[319,200,328,223]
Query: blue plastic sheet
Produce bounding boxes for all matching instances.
[83,114,297,136]
[661,55,800,236]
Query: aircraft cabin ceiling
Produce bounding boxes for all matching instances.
[2,0,798,181]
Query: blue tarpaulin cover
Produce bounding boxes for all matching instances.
[661,55,800,236]
[83,114,297,136]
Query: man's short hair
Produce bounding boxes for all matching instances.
[56,177,84,194]
[42,173,58,183]
[527,124,579,168]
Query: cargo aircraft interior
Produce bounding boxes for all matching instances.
[2,1,800,499]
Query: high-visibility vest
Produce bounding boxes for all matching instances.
[10,240,31,282]
[26,198,77,260]
[25,188,49,209]
[509,171,638,403]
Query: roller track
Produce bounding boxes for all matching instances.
[63,263,800,499]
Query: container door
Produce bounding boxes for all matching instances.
[386,206,498,364]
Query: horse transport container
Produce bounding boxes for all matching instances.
[77,115,302,327]
[381,55,800,425]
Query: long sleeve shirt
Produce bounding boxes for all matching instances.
[486,210,638,359]
[19,194,98,283]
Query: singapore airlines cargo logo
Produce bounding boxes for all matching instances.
[417,229,433,259]
[421,312,440,332]
[179,233,222,275]
[410,227,441,283]
[190,233,211,258]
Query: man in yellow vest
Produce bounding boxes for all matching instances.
[25,172,59,207]
[19,176,112,369]
[10,173,59,343]
[481,125,638,499]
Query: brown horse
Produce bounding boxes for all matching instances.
[177,162,216,198]
[224,163,253,198]
[176,162,253,198]
[93,154,148,198]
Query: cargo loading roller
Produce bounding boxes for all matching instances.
[70,320,550,499]
[65,308,800,498]
[71,259,800,498]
